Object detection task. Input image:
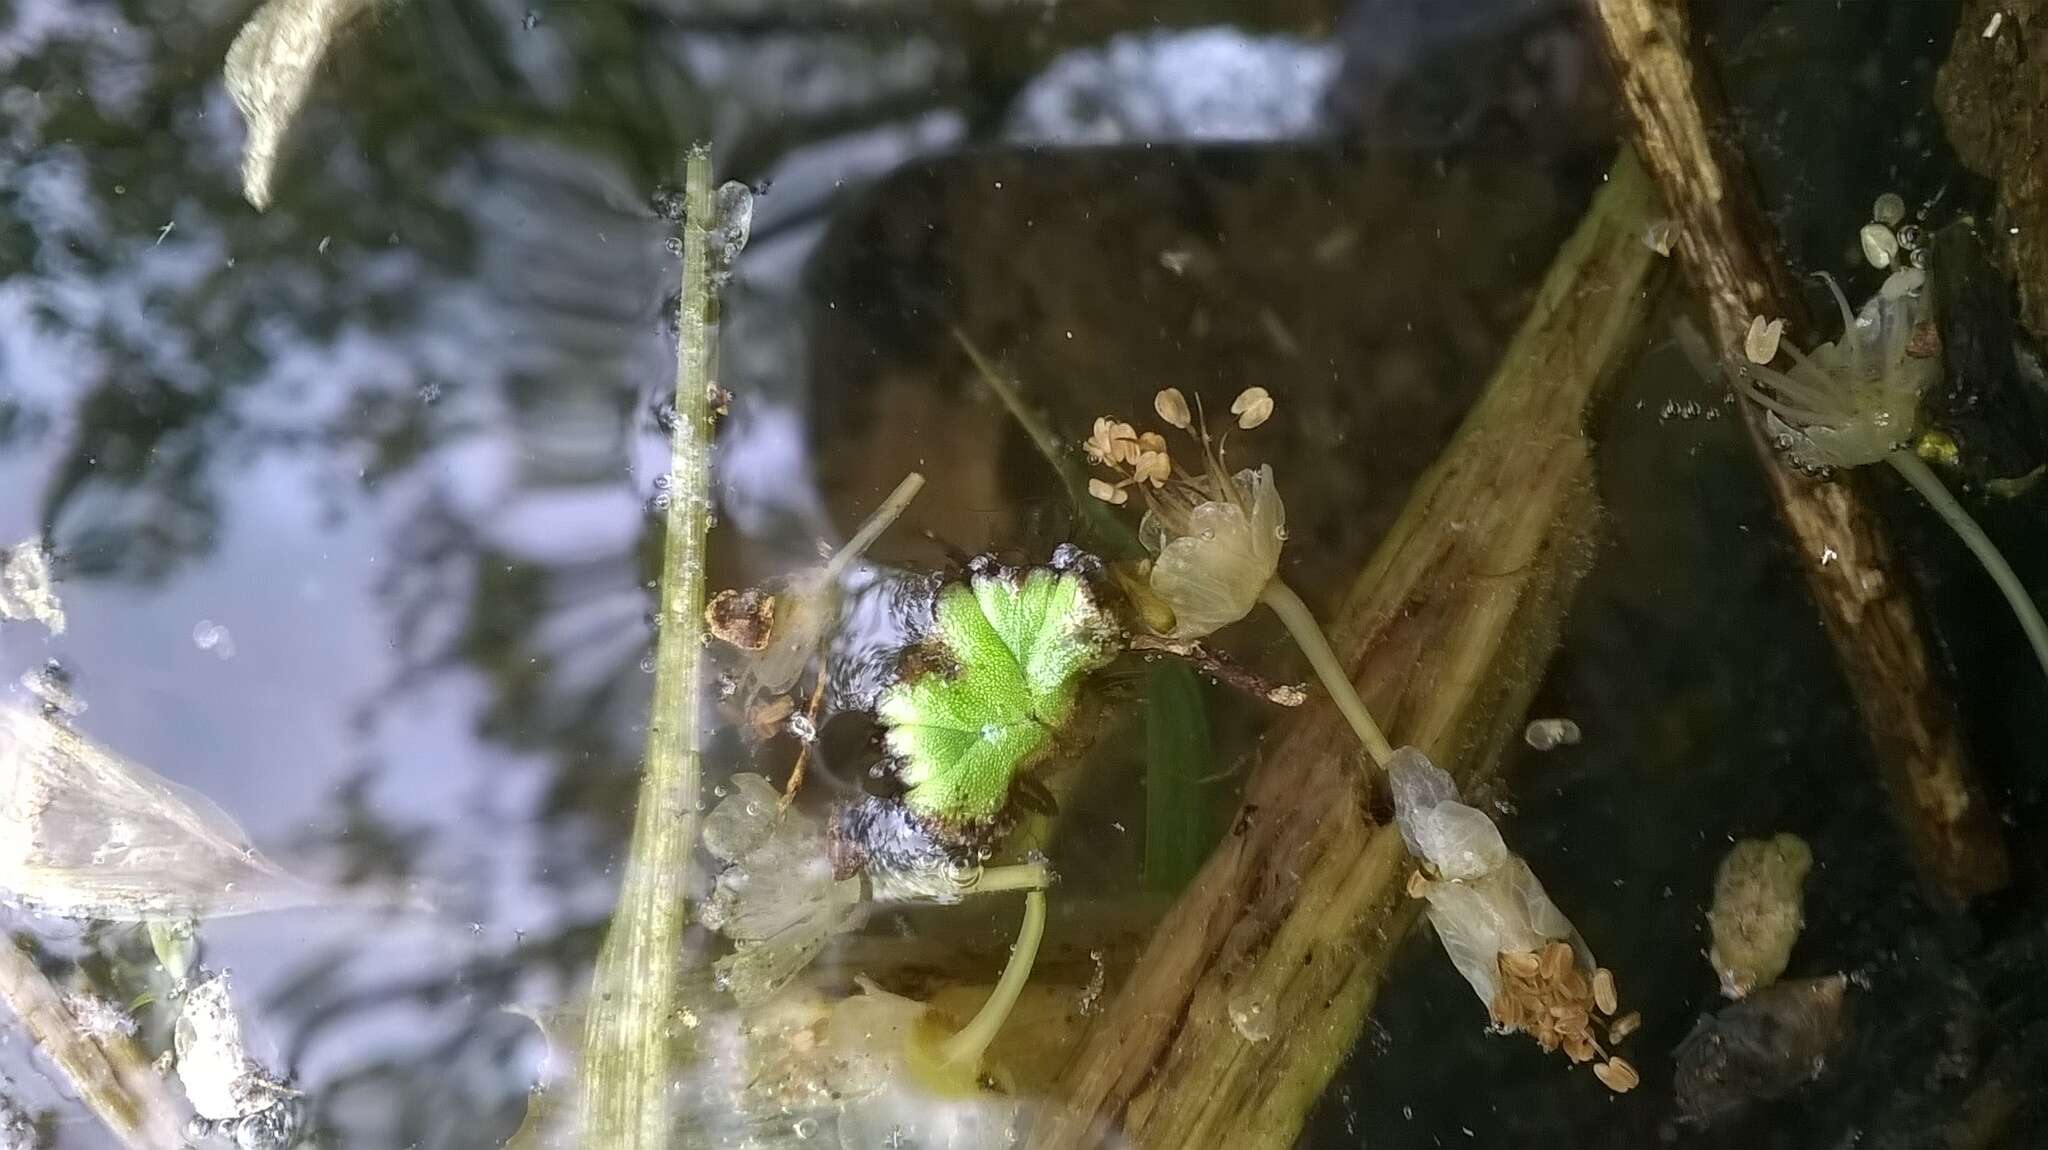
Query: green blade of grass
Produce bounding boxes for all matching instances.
[1144,661,1214,892]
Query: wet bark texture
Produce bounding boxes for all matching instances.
[1592,0,2010,903]
[1937,0,2048,350]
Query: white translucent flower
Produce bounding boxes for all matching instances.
[1739,268,1937,470]
[1139,464,1286,639]
[700,775,865,1005]
[1388,747,1588,1008]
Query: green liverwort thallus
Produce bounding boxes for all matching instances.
[879,562,1121,827]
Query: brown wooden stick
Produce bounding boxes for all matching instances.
[1590,0,2009,902]
[0,937,184,1148]
[1126,635,1308,708]
[1026,150,1662,1150]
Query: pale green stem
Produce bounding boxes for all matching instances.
[578,145,716,1147]
[821,471,926,583]
[937,887,1048,1070]
[867,860,1051,905]
[956,860,1050,897]
[1888,450,2048,682]
[1259,578,1396,767]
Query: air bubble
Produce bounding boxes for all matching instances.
[788,713,817,743]
[1228,990,1275,1042]
[192,620,236,659]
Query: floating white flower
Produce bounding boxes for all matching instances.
[1085,389,1286,639]
[1736,268,1936,470]
[1389,746,1636,1087]
[1140,463,1285,639]
[1081,388,1400,762]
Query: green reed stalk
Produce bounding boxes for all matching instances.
[577,144,715,1148]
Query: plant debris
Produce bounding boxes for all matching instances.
[1708,832,1813,999]
[0,539,63,635]
[0,706,332,920]
[173,972,300,1125]
[223,0,380,209]
[704,588,776,652]
[1675,974,1849,1124]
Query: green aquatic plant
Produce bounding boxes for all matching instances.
[1733,266,2048,683]
[879,561,1122,829]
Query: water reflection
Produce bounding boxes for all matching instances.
[0,0,1622,1143]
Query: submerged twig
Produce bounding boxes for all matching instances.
[1590,0,2009,900]
[0,936,183,1148]
[778,675,828,810]
[1126,635,1306,708]
[576,145,716,1146]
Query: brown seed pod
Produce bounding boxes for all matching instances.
[705,587,777,651]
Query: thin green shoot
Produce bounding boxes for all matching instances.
[822,472,926,583]
[1259,579,1396,767]
[1888,450,2048,682]
[936,885,1048,1071]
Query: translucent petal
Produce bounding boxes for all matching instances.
[1391,745,1590,1008]
[823,982,1025,1148]
[1147,465,1285,639]
[0,707,332,920]
[744,571,833,696]
[1388,748,1507,878]
[700,780,865,1004]
[700,773,783,864]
